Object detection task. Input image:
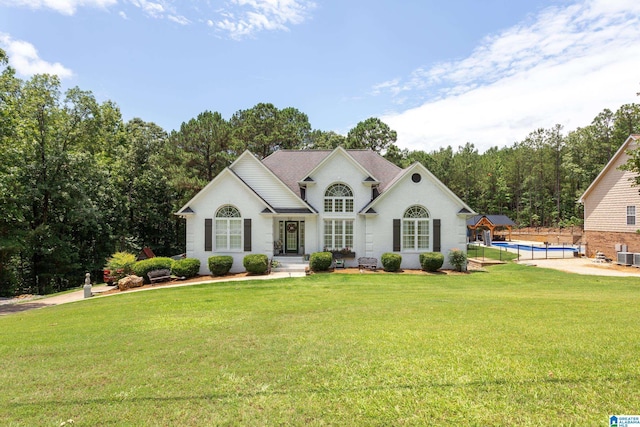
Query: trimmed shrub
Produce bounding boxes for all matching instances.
[105,252,137,283]
[449,249,468,272]
[381,253,402,272]
[310,252,332,272]
[132,257,174,283]
[208,255,233,276]
[243,254,269,275]
[420,252,444,272]
[171,258,200,278]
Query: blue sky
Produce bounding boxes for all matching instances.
[1,0,639,153]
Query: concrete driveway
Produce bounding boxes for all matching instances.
[518,257,640,277]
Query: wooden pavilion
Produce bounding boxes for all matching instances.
[467,215,516,242]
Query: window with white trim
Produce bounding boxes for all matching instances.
[324,220,354,250]
[215,205,242,250]
[324,184,354,213]
[627,205,636,226]
[402,205,429,251]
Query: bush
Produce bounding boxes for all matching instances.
[448,249,467,272]
[243,254,269,275]
[381,253,402,272]
[105,252,137,283]
[310,252,332,272]
[420,252,444,272]
[208,255,233,276]
[171,258,200,278]
[132,257,174,283]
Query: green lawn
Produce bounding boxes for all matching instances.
[1,264,639,426]
[467,243,520,262]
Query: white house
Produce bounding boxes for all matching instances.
[176,147,476,273]
[579,134,640,259]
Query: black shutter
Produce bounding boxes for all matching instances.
[393,219,401,252]
[244,218,252,252]
[433,219,441,252]
[204,219,212,251]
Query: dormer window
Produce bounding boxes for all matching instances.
[324,184,354,213]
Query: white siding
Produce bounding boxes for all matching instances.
[186,172,273,274]
[365,169,468,270]
[232,154,307,209]
[584,143,640,233]
[305,152,371,262]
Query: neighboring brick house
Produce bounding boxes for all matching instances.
[579,134,640,259]
[176,147,476,273]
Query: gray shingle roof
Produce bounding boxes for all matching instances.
[467,215,516,227]
[261,149,402,194]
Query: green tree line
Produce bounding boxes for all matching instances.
[1,48,639,295]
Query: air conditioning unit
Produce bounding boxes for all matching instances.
[633,253,640,268]
[617,252,634,266]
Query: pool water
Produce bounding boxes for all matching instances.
[491,241,578,252]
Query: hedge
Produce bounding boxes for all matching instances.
[381,253,402,272]
[420,252,444,272]
[310,252,332,272]
[171,258,200,278]
[132,257,174,283]
[243,254,269,275]
[208,255,233,276]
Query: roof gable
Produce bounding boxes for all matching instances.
[175,168,274,215]
[230,150,312,210]
[362,162,476,215]
[467,215,516,227]
[299,146,376,183]
[262,147,402,193]
[579,134,640,203]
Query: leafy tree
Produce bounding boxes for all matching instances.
[230,103,311,158]
[168,110,233,202]
[307,129,345,149]
[345,117,397,153]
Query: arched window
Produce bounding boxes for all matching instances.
[215,205,242,250]
[324,183,354,213]
[402,205,429,251]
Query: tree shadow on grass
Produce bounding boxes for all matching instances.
[0,302,49,315]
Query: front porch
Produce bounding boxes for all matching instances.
[273,219,309,256]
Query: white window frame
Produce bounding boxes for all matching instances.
[627,205,636,226]
[324,184,354,213]
[324,219,354,251]
[402,205,430,252]
[215,205,242,251]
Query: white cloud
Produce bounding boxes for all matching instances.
[214,0,316,40]
[378,0,640,153]
[0,0,117,15]
[0,33,74,78]
[128,0,164,18]
[168,14,190,25]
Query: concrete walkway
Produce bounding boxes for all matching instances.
[0,271,305,316]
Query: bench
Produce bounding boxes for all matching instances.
[333,253,345,269]
[358,257,378,271]
[147,268,172,284]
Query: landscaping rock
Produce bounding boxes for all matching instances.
[118,275,144,291]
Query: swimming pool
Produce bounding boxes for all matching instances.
[491,241,578,252]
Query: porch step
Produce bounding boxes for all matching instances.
[272,256,308,273]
